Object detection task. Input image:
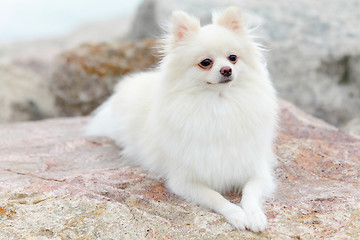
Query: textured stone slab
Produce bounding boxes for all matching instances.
[0,100,359,239]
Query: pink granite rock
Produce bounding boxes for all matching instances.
[0,100,359,239]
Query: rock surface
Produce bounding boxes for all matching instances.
[0,15,134,123]
[130,0,360,133]
[0,65,56,123]
[0,16,133,77]
[1,100,359,239]
[50,39,159,116]
[344,117,360,137]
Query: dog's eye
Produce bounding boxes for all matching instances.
[228,55,237,63]
[199,59,213,69]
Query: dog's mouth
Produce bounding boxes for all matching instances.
[219,78,232,84]
[207,77,232,85]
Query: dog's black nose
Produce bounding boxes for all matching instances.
[220,66,232,77]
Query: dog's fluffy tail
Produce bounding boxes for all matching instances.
[85,98,118,140]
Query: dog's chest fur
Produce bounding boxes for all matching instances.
[151,89,273,192]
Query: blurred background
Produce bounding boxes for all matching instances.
[0,0,359,136]
[0,0,141,43]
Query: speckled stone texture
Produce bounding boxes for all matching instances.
[0,100,359,239]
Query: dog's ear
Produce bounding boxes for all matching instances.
[214,7,245,34]
[171,11,200,45]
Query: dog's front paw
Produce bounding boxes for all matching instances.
[221,203,248,230]
[243,207,267,232]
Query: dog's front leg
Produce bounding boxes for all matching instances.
[167,178,248,230]
[240,173,275,232]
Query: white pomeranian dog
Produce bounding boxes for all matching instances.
[86,6,278,232]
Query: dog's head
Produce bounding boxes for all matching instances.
[161,7,264,90]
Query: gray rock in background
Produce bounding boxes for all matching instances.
[0,65,56,123]
[344,117,360,136]
[129,0,360,133]
[129,0,225,40]
[130,0,161,40]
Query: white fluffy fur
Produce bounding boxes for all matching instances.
[86,7,278,232]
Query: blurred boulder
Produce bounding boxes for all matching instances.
[0,16,133,77]
[0,14,136,123]
[129,0,223,40]
[130,0,360,133]
[344,117,360,137]
[0,65,56,123]
[130,0,161,40]
[50,39,159,116]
